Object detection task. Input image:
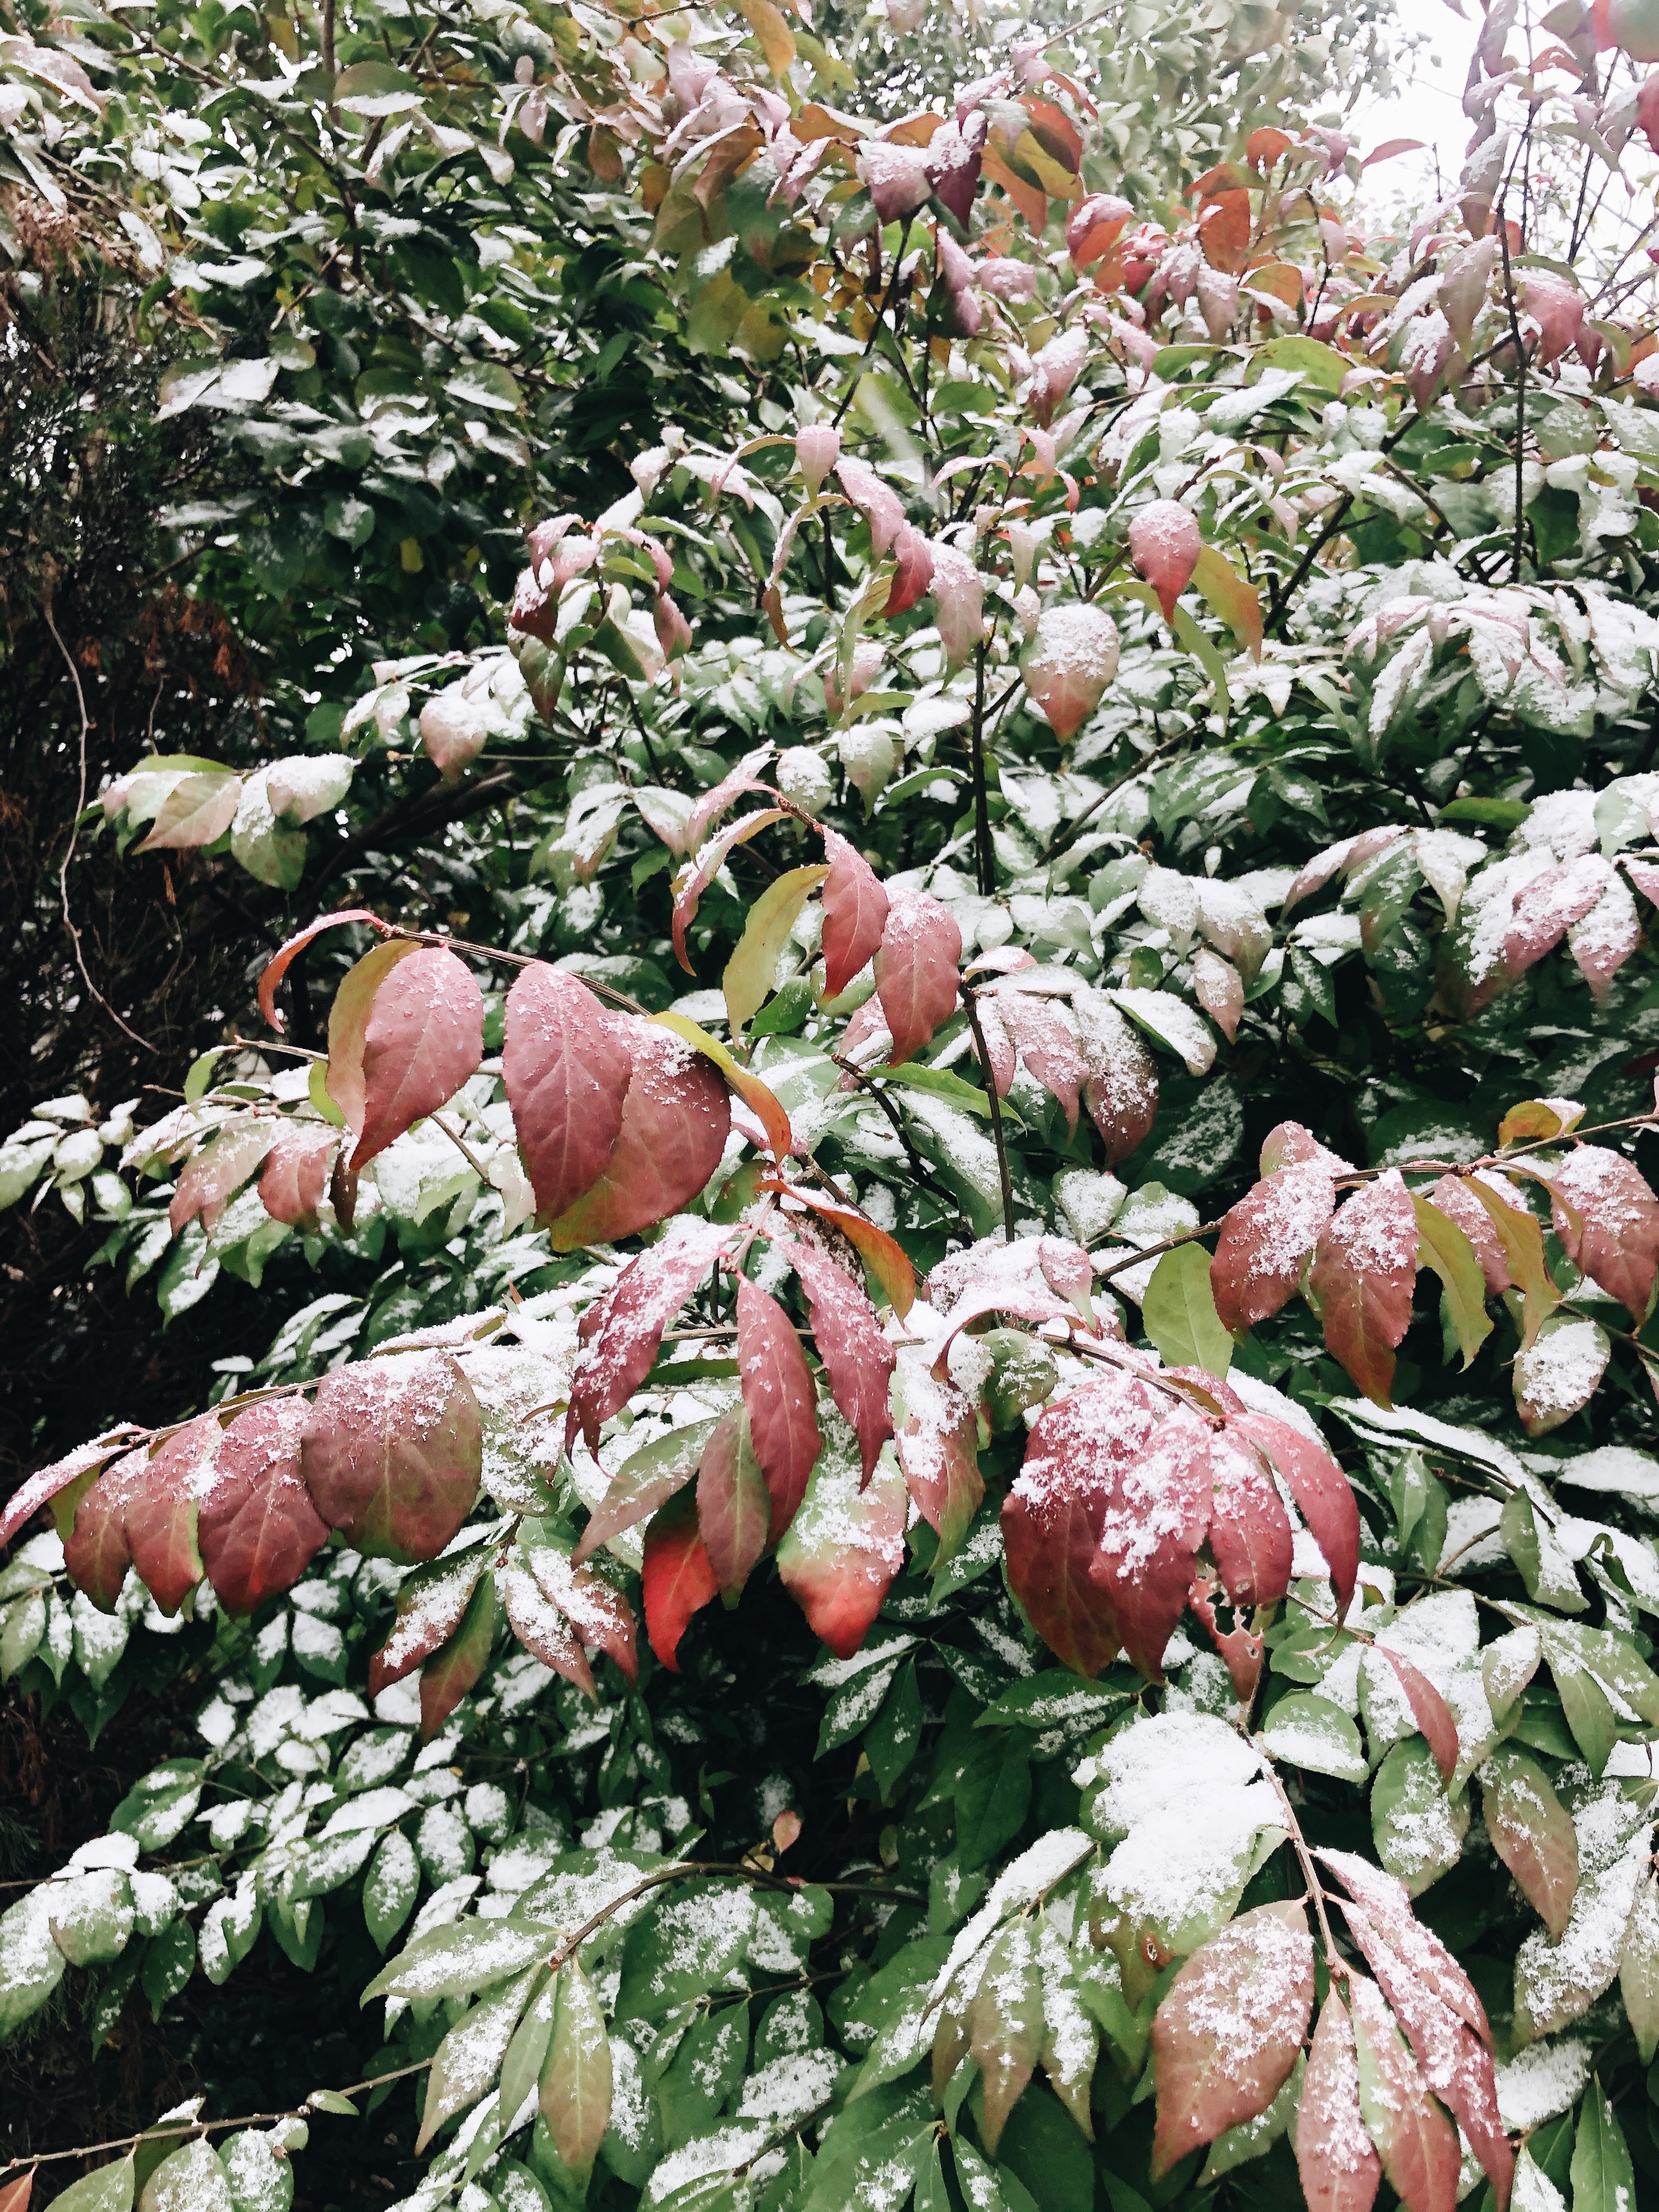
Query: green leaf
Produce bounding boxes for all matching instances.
[139,2143,232,2212]
[1501,1491,1587,1615]
[975,1671,1131,1736]
[306,2090,360,2115]
[46,2162,137,2212]
[219,2133,294,2212]
[0,1889,69,2036]
[446,362,522,413]
[865,1660,922,1798]
[1412,1193,1492,1368]
[1372,1737,1468,1894]
[539,1961,612,2183]
[614,1880,757,2022]
[1259,1694,1367,1783]
[363,1831,420,1952]
[1255,336,1348,391]
[1141,1244,1232,1376]
[1570,2079,1636,2212]
[110,1761,205,1852]
[363,1916,554,2004]
[141,1918,197,2017]
[878,1062,1000,1118]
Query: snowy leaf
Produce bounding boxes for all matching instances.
[968,1921,1044,2155]
[170,1120,274,1239]
[198,1397,327,1614]
[571,1419,716,1567]
[566,1219,730,1457]
[1074,987,1159,1164]
[892,1348,982,1566]
[779,1232,894,1482]
[1020,605,1121,740]
[737,1274,822,1542]
[544,1024,731,1251]
[1348,1976,1461,2212]
[340,945,484,1172]
[503,963,633,1224]
[301,1350,482,1562]
[695,1407,770,1604]
[671,809,786,974]
[123,1412,217,1615]
[1514,1315,1610,1437]
[540,1960,612,2182]
[257,1122,336,1230]
[1231,1410,1359,1617]
[1296,1994,1382,2212]
[367,1537,492,1694]
[1569,2078,1636,2212]
[1308,1172,1418,1407]
[1547,1146,1659,1324]
[1091,1410,1211,1680]
[1260,1694,1367,1782]
[420,1568,496,1738]
[1129,501,1203,622]
[873,891,961,1065]
[776,1431,907,1660]
[641,1485,719,1672]
[820,828,890,999]
[1481,1746,1578,1940]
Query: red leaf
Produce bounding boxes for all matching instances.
[973,998,1016,1097]
[884,523,935,617]
[1192,949,1243,1043]
[501,1560,596,1698]
[819,827,890,999]
[1229,1410,1358,1617]
[682,746,777,864]
[1066,190,1132,269]
[526,1540,639,1685]
[1189,1569,1263,1703]
[1,1427,141,1551]
[1128,500,1203,622]
[873,891,962,1065]
[504,963,634,1224]
[1210,1163,1338,1334]
[170,1120,274,1238]
[1003,1370,1163,1679]
[348,945,484,1171]
[198,1398,328,1614]
[970,1922,1045,2155]
[695,1408,771,1602]
[257,907,393,1033]
[1548,1144,1659,1323]
[1425,1175,1511,1294]
[1308,1171,1419,1406]
[301,1351,482,1562]
[1379,1648,1460,1781]
[737,1277,822,1542]
[1206,1426,1294,1609]
[1342,1909,1512,2210]
[566,1220,730,1457]
[125,1411,218,1614]
[324,939,427,1142]
[778,1232,895,1482]
[1316,1852,1492,2049]
[1092,1410,1212,1679]
[776,1440,907,1658]
[571,1424,709,1568]
[366,1541,492,1695]
[776,1187,916,1317]
[894,1351,984,1562]
[672,808,786,973]
[1347,1977,1461,2212]
[995,988,1085,1132]
[63,1446,148,1611]
[0,2174,33,2212]
[419,1570,496,1740]
[1260,1120,1354,1176]
[1019,604,1121,740]
[1075,988,1159,1164]
[257,1122,337,1230]
[1149,1903,1315,2180]
[1296,1993,1382,2212]
[642,1485,719,1671]
[544,1025,731,1252]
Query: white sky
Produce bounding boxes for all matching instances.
[1347,0,1481,212]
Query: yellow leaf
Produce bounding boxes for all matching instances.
[1192,544,1262,662]
[731,0,795,76]
[723,865,830,1034]
[1413,1194,1492,1369]
[1462,1176,1560,1350]
[1498,1098,1577,1147]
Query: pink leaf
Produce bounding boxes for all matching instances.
[737,1276,822,1542]
[1211,1163,1338,1334]
[1075,990,1159,1164]
[1308,1171,1419,1407]
[1192,948,1243,1042]
[1019,604,1120,740]
[776,1443,908,1658]
[1260,1121,1354,1175]
[894,1351,983,1562]
[695,1407,771,1602]
[1504,855,1609,978]
[929,541,985,668]
[820,827,890,998]
[859,138,934,222]
[123,1412,217,1615]
[1,1429,141,1551]
[368,1542,491,1695]
[1380,1647,1460,1781]
[566,1220,731,1457]
[1347,1977,1462,2212]
[349,946,485,1172]
[994,988,1085,1131]
[525,1541,638,1685]
[419,688,490,781]
[1316,1851,1493,2049]
[501,1560,595,1697]
[170,1120,274,1238]
[927,112,986,226]
[198,1398,327,1614]
[1205,1426,1294,1609]
[543,1024,731,1253]
[257,907,394,1034]
[1549,1144,1659,1323]
[63,1448,146,1610]
[1128,501,1203,622]
[834,457,906,558]
[672,808,786,973]
[257,1122,337,1231]
[795,425,841,499]
[778,1231,895,1482]
[682,746,777,859]
[301,1351,482,1562]
[874,890,961,1064]
[1229,1410,1359,1617]
[503,963,634,1224]
[1296,1993,1383,2212]
[1092,1408,1212,1680]
[885,524,935,616]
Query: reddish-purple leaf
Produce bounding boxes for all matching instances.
[695,1408,771,1602]
[1003,1370,1163,1679]
[301,1350,482,1562]
[1348,1977,1461,2212]
[1189,1568,1264,1704]
[1230,1410,1359,1617]
[257,1122,337,1231]
[1316,1851,1492,2049]
[1128,500,1203,622]
[819,827,890,999]
[124,1411,218,1614]
[63,1446,148,1611]
[348,945,484,1171]
[776,1442,907,1658]
[995,988,1085,1132]
[1479,1745,1578,1940]
[778,1231,895,1482]
[420,1570,496,1740]
[1548,1144,1659,1324]
[544,1025,731,1254]
[1149,1903,1315,2180]
[198,1397,327,1614]
[1092,1410,1212,1679]
[1,1428,140,1551]
[885,523,935,617]
[974,997,1016,1098]
[1192,948,1244,1042]
[1308,1171,1419,1407]
[970,1922,1045,2155]
[682,747,776,860]
[0,2171,35,2212]
[1066,190,1132,269]
[566,1220,731,1457]
[501,1560,596,1698]
[671,808,786,973]
[1019,604,1121,741]
[571,1425,709,1568]
[504,963,634,1223]
[1504,855,1609,977]
[1380,1648,1460,1781]
[737,1276,822,1542]
[258,907,394,1034]
[924,1234,1099,1366]
[170,1120,274,1238]
[1426,1175,1511,1293]
[1211,1163,1338,1334]
[894,1353,983,1564]
[859,137,934,222]
[1297,1993,1383,2212]
[1260,1120,1354,1175]
[642,1485,719,1671]
[1075,989,1159,1164]
[367,1541,492,1695]
[873,890,961,1065]
[1341,1906,1512,2210]
[526,1542,639,1685]
[1206,1426,1294,1609]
